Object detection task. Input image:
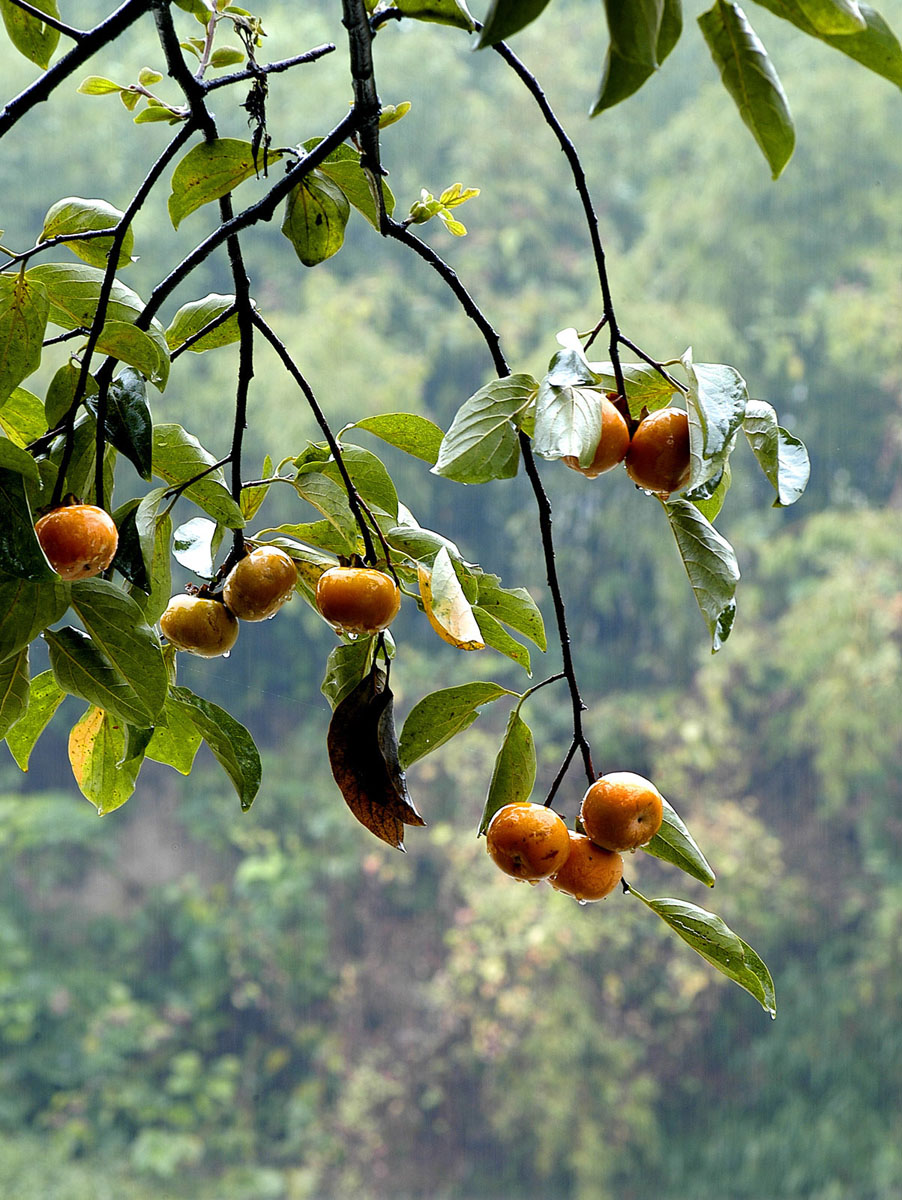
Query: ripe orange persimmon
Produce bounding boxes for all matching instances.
[580,771,664,852]
[548,832,623,901]
[223,546,298,621]
[562,395,630,478]
[625,407,691,495]
[160,594,239,658]
[485,802,571,881]
[34,503,118,581]
[315,566,401,635]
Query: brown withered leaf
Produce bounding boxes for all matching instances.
[327,666,426,849]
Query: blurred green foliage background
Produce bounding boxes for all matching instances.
[1,0,901,1196]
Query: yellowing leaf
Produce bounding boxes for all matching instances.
[418,548,484,650]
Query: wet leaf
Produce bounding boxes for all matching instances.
[168,685,261,810]
[0,273,49,405]
[0,0,60,68]
[642,797,717,886]
[68,705,143,814]
[0,645,30,740]
[352,412,445,465]
[743,398,810,506]
[0,468,56,581]
[281,170,350,267]
[40,196,134,269]
[5,669,64,770]
[399,681,513,768]
[433,375,536,484]
[479,710,536,833]
[418,548,484,649]
[328,667,426,849]
[666,499,739,651]
[168,138,282,228]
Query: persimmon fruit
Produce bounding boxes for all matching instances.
[580,771,664,852]
[34,503,118,581]
[485,802,571,881]
[160,594,239,658]
[625,407,691,495]
[548,832,623,901]
[223,546,298,621]
[315,566,401,635]
[562,395,630,478]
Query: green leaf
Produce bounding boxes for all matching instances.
[69,578,168,719]
[133,105,185,126]
[26,263,169,390]
[394,0,475,29]
[4,669,64,769]
[46,626,155,726]
[399,681,512,769]
[94,320,164,382]
[165,293,240,352]
[640,895,776,1015]
[68,704,143,814]
[0,576,68,662]
[152,423,244,528]
[475,574,546,650]
[479,710,537,833]
[0,387,46,446]
[351,413,445,465]
[433,375,536,484]
[0,468,55,581]
[241,454,272,522]
[476,0,552,46]
[754,0,902,85]
[308,444,399,522]
[666,499,740,651]
[256,519,358,558]
[101,368,153,480]
[386,522,470,571]
[209,46,245,67]
[0,436,39,483]
[0,0,60,68]
[0,273,49,405]
[321,637,376,710]
[592,0,682,113]
[168,138,282,229]
[145,696,202,774]
[291,471,358,554]
[534,381,604,466]
[642,797,717,886]
[682,350,748,493]
[40,197,134,269]
[472,606,531,672]
[698,0,795,179]
[76,76,125,95]
[691,458,732,523]
[0,646,30,740]
[281,170,350,267]
[125,491,171,622]
[743,398,810,506]
[590,360,680,419]
[301,140,396,230]
[793,0,865,34]
[44,361,91,428]
[168,685,262,810]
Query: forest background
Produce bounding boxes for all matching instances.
[1,0,901,1197]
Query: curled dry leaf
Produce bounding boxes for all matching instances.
[327,665,426,849]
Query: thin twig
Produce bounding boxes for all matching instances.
[618,334,687,393]
[203,44,336,92]
[2,0,85,41]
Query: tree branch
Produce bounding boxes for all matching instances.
[2,0,85,41]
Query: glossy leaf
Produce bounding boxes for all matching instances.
[145,696,203,775]
[0,468,56,581]
[0,273,49,405]
[305,444,399,522]
[475,573,546,650]
[753,0,902,85]
[472,606,531,672]
[433,374,536,484]
[534,380,604,466]
[399,681,512,768]
[793,0,865,33]
[394,0,475,29]
[4,669,64,770]
[418,548,484,649]
[479,710,537,833]
[0,387,46,446]
[642,797,717,886]
[69,578,168,719]
[98,367,153,480]
[40,196,134,269]
[476,0,552,46]
[165,293,240,352]
[691,458,732,523]
[241,454,272,522]
[666,499,740,651]
[291,471,358,553]
[327,667,426,848]
[351,413,445,465]
[743,398,810,506]
[173,516,221,577]
[0,436,39,483]
[682,350,748,493]
[168,138,282,229]
[281,171,350,267]
[46,626,155,727]
[0,0,60,68]
[0,576,68,663]
[168,686,261,811]
[26,263,169,390]
[321,637,376,710]
[301,140,396,230]
[68,705,143,815]
[152,423,244,528]
[641,895,776,1015]
[592,0,682,113]
[0,646,30,740]
[698,1,795,178]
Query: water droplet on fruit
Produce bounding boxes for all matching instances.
[222,650,231,659]
[346,631,358,641]
[577,898,588,907]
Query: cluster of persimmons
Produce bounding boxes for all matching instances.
[564,395,690,494]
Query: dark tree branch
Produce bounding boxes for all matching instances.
[203,44,336,92]
[0,0,151,140]
[342,0,386,230]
